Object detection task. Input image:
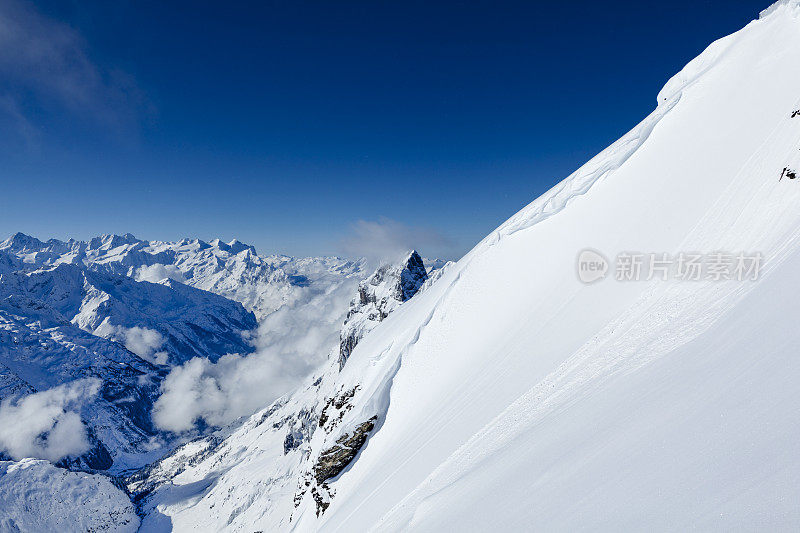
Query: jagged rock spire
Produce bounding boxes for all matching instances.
[338,251,428,370]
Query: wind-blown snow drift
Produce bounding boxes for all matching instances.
[137,1,800,530]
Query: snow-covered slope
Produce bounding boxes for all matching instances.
[132,2,800,530]
[0,459,139,532]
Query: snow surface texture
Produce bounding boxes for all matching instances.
[0,459,139,532]
[133,2,800,530]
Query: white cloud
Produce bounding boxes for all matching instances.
[94,321,168,365]
[153,275,358,432]
[136,264,186,284]
[340,217,453,264]
[121,326,169,365]
[0,378,101,462]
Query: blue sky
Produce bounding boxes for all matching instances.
[0,0,767,258]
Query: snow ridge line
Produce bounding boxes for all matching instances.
[467,5,755,258]
[485,92,682,247]
[760,0,800,19]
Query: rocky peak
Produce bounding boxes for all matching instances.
[0,232,45,252]
[87,233,141,251]
[397,250,427,301]
[338,251,428,369]
[228,239,256,255]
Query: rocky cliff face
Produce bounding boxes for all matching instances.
[338,251,428,369]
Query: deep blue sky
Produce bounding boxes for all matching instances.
[0,0,769,258]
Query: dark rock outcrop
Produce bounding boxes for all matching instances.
[338,251,428,369]
[312,416,378,484]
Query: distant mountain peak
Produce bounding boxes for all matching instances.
[1,232,45,251]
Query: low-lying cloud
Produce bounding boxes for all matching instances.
[340,217,454,264]
[0,378,101,462]
[153,275,359,432]
[95,321,168,365]
[136,264,186,284]
[122,326,169,365]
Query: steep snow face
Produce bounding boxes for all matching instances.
[134,2,800,530]
[312,3,800,530]
[338,251,428,368]
[0,459,139,532]
[0,234,366,322]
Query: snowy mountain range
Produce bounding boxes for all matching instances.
[0,232,436,528]
[4,0,800,530]
[0,232,374,473]
[0,232,366,322]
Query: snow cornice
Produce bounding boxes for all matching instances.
[760,0,800,19]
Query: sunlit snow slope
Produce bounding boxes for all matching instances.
[318,3,800,529]
[149,2,800,530]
